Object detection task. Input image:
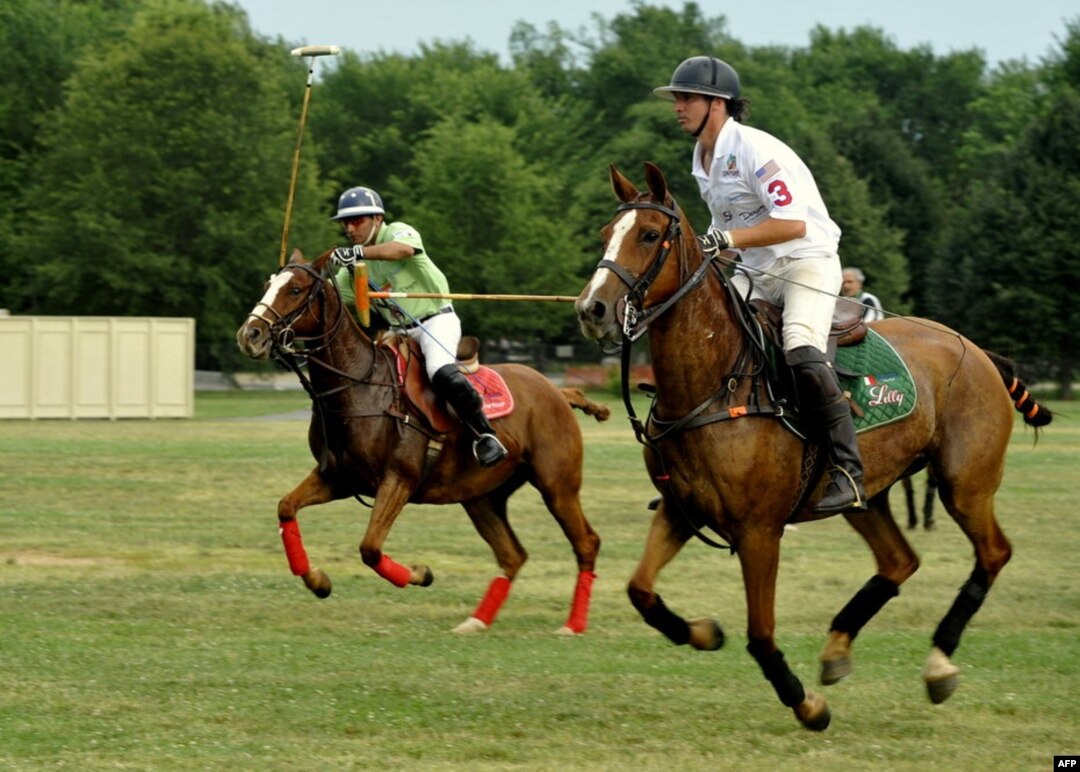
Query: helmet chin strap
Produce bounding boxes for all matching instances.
[691,96,714,138]
[362,218,381,247]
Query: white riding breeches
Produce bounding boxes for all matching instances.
[731,256,841,354]
[401,310,461,379]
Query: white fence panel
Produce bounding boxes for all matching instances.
[0,316,194,419]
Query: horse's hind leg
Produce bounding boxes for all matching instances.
[536,480,602,635]
[820,491,918,685]
[277,467,339,598]
[627,503,723,651]
[453,491,528,634]
[923,484,1011,704]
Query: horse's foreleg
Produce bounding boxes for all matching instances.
[821,498,917,685]
[359,474,432,588]
[278,467,338,598]
[627,504,722,650]
[739,530,829,731]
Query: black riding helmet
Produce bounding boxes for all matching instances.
[653,56,741,101]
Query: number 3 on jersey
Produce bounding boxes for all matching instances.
[767,179,793,206]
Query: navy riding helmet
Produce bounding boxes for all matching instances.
[331,186,385,220]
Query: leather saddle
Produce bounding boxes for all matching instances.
[749,297,867,360]
[378,334,507,433]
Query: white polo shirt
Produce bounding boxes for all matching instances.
[691,118,841,271]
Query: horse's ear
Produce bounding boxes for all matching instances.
[609,164,639,203]
[643,162,669,203]
[288,248,306,265]
[310,249,335,271]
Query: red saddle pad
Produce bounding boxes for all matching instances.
[466,367,514,419]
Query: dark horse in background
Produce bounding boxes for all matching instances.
[237,250,608,635]
[575,162,1051,730]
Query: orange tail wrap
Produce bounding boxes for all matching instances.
[354,261,370,327]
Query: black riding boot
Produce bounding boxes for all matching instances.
[786,346,866,514]
[431,364,508,467]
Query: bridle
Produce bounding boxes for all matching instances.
[245,262,345,358]
[595,198,717,342]
[594,195,782,551]
[244,261,400,480]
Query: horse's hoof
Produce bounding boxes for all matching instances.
[302,568,332,599]
[688,618,725,651]
[819,631,852,685]
[555,625,582,636]
[922,646,960,703]
[452,617,489,635]
[412,565,434,587]
[926,674,959,704]
[820,656,852,685]
[794,690,831,731]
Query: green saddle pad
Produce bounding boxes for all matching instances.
[836,329,917,433]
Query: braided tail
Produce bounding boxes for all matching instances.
[984,350,1052,428]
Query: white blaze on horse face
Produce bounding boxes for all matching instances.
[582,210,637,307]
[249,271,293,323]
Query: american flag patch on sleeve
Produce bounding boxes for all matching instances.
[755,160,780,182]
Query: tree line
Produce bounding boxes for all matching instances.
[2,0,1076,394]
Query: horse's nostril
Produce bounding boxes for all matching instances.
[589,301,607,320]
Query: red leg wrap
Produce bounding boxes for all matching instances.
[279,520,310,577]
[564,571,597,633]
[472,576,512,625]
[374,554,412,588]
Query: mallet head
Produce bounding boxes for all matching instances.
[290,45,341,57]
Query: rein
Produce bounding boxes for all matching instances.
[260,263,412,473]
[601,197,797,551]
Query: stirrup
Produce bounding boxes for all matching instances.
[813,467,866,514]
[473,433,508,467]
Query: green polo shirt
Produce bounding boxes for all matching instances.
[336,220,451,326]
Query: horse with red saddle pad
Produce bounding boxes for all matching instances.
[237,250,609,635]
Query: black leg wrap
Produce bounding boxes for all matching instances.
[932,567,989,656]
[636,594,690,646]
[747,640,805,708]
[829,575,900,639]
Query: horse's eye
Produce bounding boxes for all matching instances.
[290,286,303,296]
[642,231,661,244]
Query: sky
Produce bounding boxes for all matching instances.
[232,0,1075,69]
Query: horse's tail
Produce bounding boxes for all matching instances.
[560,387,611,422]
[985,350,1052,428]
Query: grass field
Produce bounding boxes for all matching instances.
[0,391,1076,770]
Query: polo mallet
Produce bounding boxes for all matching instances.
[278,45,341,268]
[351,271,577,328]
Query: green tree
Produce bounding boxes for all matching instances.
[390,116,588,343]
[13,0,336,368]
[931,88,1079,395]
[0,0,140,309]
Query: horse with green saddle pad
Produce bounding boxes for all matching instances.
[576,161,1052,732]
